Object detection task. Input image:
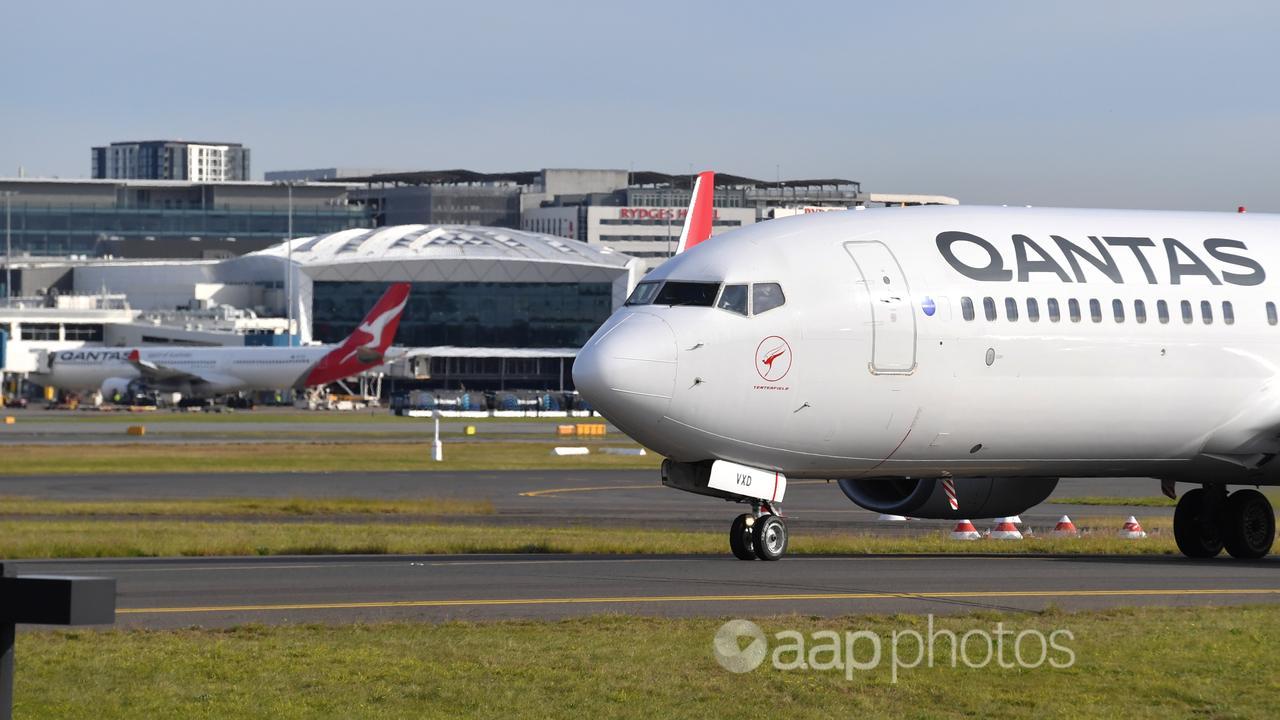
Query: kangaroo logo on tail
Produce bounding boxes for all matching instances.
[337,294,410,366]
[301,283,411,387]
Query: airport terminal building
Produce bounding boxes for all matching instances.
[0,177,369,268]
[2,225,639,393]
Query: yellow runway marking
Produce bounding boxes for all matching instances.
[519,479,830,497]
[118,588,1280,615]
[520,484,656,497]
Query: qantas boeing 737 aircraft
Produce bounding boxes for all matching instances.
[36,283,411,400]
[573,172,1278,562]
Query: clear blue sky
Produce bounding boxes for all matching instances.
[4,0,1278,210]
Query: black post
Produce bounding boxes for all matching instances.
[0,562,115,719]
[1,563,14,720]
[0,618,11,720]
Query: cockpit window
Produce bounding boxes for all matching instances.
[716,284,749,316]
[752,283,786,314]
[653,281,720,307]
[625,282,660,306]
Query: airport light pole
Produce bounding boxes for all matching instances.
[274,181,297,346]
[1,191,16,305]
[287,182,293,346]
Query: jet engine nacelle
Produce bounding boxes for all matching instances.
[100,377,136,400]
[837,476,1058,520]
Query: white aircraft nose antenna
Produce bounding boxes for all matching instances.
[574,312,678,428]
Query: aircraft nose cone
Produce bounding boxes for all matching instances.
[573,312,677,429]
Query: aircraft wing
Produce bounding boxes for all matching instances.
[126,349,206,384]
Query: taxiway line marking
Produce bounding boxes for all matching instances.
[118,587,1280,615]
[519,484,656,497]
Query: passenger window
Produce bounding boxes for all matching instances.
[1268,302,1278,326]
[1157,300,1169,324]
[1026,298,1040,322]
[626,282,660,306]
[1004,297,1019,322]
[1134,300,1147,324]
[1089,299,1102,323]
[983,297,997,321]
[1201,300,1213,325]
[1047,298,1060,322]
[1068,299,1081,323]
[961,297,975,321]
[654,281,720,307]
[1112,299,1125,323]
[716,284,748,316]
[1222,301,1234,325]
[1181,300,1193,324]
[752,283,786,314]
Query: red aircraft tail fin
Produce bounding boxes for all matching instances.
[674,170,715,254]
[301,283,410,387]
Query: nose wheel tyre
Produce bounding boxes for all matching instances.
[753,515,788,561]
[729,514,757,561]
[1173,488,1223,559]
[1221,489,1275,560]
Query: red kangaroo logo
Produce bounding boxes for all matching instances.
[755,335,792,382]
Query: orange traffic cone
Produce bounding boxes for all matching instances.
[1118,516,1147,539]
[989,517,1023,540]
[951,519,981,540]
[1052,515,1079,537]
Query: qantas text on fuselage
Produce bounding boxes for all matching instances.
[938,231,1264,286]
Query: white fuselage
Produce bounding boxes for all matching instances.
[573,205,1280,486]
[40,345,333,396]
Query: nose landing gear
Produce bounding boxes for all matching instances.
[729,501,788,561]
[1174,485,1275,559]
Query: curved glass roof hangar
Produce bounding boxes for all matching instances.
[218,225,641,343]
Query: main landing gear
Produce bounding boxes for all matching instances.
[729,501,788,561]
[1174,485,1276,559]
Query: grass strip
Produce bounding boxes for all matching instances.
[1054,496,1178,507]
[1057,493,1280,507]
[0,497,493,518]
[0,519,1178,559]
[0,441,661,475]
[16,606,1280,719]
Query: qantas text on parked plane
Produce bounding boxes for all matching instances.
[574,172,1279,561]
[36,283,410,400]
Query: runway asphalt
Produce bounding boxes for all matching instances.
[12,553,1277,629]
[3,409,1264,631]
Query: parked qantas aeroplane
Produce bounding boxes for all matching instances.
[36,283,411,400]
[574,171,1278,561]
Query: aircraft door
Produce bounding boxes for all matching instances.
[844,240,917,374]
